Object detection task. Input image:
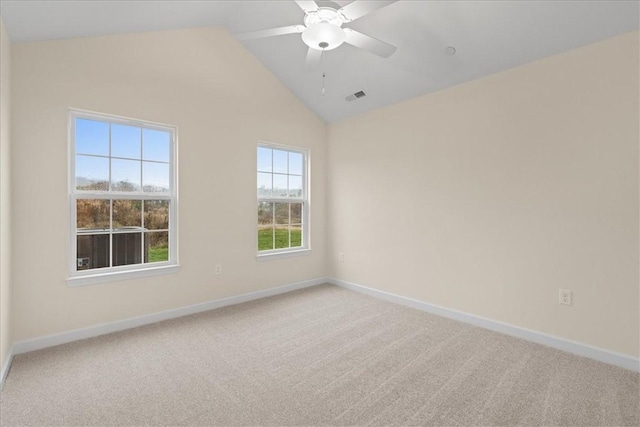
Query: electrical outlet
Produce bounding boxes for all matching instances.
[559,289,572,306]
[338,253,344,262]
[215,265,222,275]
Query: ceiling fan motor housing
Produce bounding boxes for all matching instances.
[302,7,346,50]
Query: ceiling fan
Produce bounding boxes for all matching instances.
[235,0,398,68]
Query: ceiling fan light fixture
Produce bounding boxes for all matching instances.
[302,23,346,51]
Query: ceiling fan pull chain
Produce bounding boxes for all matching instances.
[321,48,326,96]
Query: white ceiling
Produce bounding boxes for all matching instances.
[1,1,638,123]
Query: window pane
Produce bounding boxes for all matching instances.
[112,232,143,266]
[143,161,169,192]
[146,231,168,263]
[111,159,141,191]
[111,124,141,159]
[76,155,109,191]
[257,147,272,172]
[288,175,302,198]
[258,202,273,225]
[71,112,176,276]
[113,200,142,229]
[77,199,110,229]
[273,174,287,197]
[291,203,302,224]
[144,200,169,230]
[289,152,303,175]
[258,226,273,250]
[275,203,289,225]
[291,225,302,247]
[274,227,289,249]
[76,118,109,156]
[273,150,287,174]
[143,129,170,162]
[77,233,110,270]
[257,172,272,197]
[255,145,306,254]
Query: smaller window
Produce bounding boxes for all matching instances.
[257,143,308,255]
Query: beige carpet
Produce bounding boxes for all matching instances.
[1,284,638,426]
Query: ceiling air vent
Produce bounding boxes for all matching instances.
[345,90,367,102]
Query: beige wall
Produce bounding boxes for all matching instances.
[10,27,327,341]
[0,18,12,372]
[328,31,639,357]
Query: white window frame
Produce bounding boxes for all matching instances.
[67,109,179,286]
[257,142,310,260]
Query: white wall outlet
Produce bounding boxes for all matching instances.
[559,289,572,306]
[215,265,222,275]
[338,252,344,262]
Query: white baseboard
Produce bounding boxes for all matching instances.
[329,278,640,373]
[8,276,638,379]
[12,277,327,356]
[0,346,14,390]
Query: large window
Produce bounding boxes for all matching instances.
[257,143,308,255]
[69,110,177,284]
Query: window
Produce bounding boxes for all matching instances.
[257,143,308,256]
[69,110,177,284]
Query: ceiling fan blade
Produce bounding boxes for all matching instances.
[305,47,323,69]
[343,28,397,58]
[338,0,397,22]
[295,0,319,13]
[235,25,305,40]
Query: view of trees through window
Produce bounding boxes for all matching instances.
[257,202,303,250]
[76,199,169,269]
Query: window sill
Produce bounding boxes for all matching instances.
[67,264,180,287]
[256,248,311,261]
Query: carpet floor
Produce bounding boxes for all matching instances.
[1,284,638,426]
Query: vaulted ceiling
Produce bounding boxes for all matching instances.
[1,1,638,123]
